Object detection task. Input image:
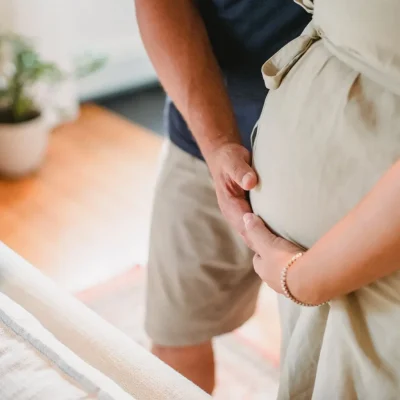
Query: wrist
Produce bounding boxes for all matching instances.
[202,136,242,159]
[285,255,329,305]
[202,140,246,171]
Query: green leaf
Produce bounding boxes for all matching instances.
[22,62,64,84]
[20,49,39,69]
[0,32,105,122]
[74,54,106,79]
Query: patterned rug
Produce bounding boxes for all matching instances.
[76,266,281,399]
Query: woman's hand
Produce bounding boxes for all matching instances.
[243,213,303,294]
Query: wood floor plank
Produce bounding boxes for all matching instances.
[0,104,163,291]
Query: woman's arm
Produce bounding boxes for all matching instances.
[244,159,400,305]
[290,160,400,305]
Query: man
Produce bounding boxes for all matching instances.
[135,0,310,394]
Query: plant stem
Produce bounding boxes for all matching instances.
[11,54,24,122]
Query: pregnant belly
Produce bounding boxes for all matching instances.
[250,41,400,249]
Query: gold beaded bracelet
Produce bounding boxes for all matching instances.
[280,252,328,307]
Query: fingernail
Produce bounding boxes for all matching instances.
[243,213,254,229]
[241,172,253,188]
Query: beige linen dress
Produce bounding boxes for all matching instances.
[250,1,400,399]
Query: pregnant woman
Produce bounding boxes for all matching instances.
[246,0,400,398]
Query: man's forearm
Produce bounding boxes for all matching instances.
[135,0,241,158]
[288,160,400,305]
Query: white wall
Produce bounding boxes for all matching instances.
[72,0,157,100]
[0,0,78,124]
[0,0,157,109]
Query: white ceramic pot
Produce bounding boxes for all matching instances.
[0,116,49,178]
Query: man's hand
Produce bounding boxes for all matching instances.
[206,142,258,238]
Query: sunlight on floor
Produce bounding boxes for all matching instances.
[0,104,162,291]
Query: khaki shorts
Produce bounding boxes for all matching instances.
[145,141,260,347]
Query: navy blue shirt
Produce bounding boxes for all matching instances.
[167,0,310,160]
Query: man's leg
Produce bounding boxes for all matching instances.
[145,141,261,394]
[152,342,215,394]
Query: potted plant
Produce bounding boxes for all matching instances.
[0,34,104,178]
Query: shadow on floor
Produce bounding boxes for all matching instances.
[96,85,166,136]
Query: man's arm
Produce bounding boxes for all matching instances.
[135,0,239,154]
[135,0,257,235]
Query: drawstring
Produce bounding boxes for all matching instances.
[261,1,316,91]
[261,21,320,91]
[294,0,314,13]
[264,0,400,95]
[251,1,317,148]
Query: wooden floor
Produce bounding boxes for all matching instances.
[0,104,162,291]
[0,103,282,379]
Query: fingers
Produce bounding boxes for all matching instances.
[226,155,258,191]
[252,253,263,279]
[240,169,258,191]
[225,196,253,236]
[243,213,276,256]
